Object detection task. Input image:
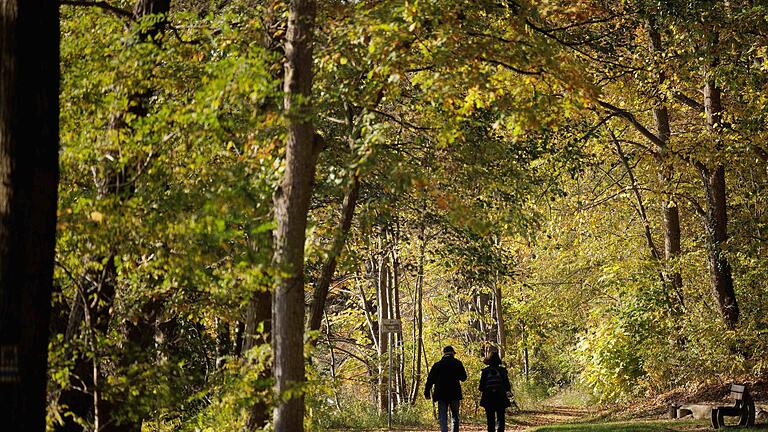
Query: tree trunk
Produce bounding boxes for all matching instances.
[242,5,284,427]
[409,223,426,404]
[376,246,390,414]
[390,228,406,407]
[0,1,60,430]
[307,175,360,333]
[647,18,684,310]
[521,322,529,379]
[57,257,118,432]
[215,318,231,369]
[244,290,272,351]
[478,292,490,344]
[611,133,669,298]
[700,32,738,328]
[271,0,320,429]
[244,289,271,430]
[494,283,506,360]
[357,265,378,350]
[324,310,342,411]
[233,321,245,357]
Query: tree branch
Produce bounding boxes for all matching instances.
[371,109,434,131]
[479,57,542,76]
[60,0,134,20]
[673,92,704,112]
[596,100,666,151]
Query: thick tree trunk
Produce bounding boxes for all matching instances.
[134,0,170,41]
[0,2,60,430]
[271,0,319,430]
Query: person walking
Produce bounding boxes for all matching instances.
[424,345,467,432]
[479,350,512,432]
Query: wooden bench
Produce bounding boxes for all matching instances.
[711,383,755,429]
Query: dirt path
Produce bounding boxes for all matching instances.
[344,405,596,431]
[506,406,595,429]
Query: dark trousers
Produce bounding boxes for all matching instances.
[485,406,505,432]
[437,399,460,432]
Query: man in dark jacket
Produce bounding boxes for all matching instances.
[425,346,468,432]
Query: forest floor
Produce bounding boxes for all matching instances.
[356,406,768,432]
[345,406,713,431]
[353,404,768,431]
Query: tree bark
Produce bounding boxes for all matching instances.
[494,282,506,360]
[0,2,60,430]
[271,0,320,429]
[376,245,390,414]
[409,222,427,404]
[647,18,684,310]
[390,227,406,407]
[215,318,231,369]
[477,292,490,344]
[244,289,271,430]
[324,310,342,411]
[700,31,738,328]
[244,290,272,352]
[233,321,245,357]
[307,175,360,333]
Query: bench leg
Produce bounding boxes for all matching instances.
[736,404,755,427]
[711,408,720,430]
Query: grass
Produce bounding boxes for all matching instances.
[529,419,768,432]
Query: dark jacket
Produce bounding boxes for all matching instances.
[478,365,511,409]
[425,355,468,401]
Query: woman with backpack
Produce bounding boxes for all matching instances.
[478,349,512,432]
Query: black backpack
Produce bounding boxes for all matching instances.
[485,367,504,393]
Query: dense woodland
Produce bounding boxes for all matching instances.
[2,0,768,430]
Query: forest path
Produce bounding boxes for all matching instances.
[505,406,595,429]
[358,405,595,431]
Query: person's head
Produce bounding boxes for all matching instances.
[484,350,502,366]
[443,345,456,357]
